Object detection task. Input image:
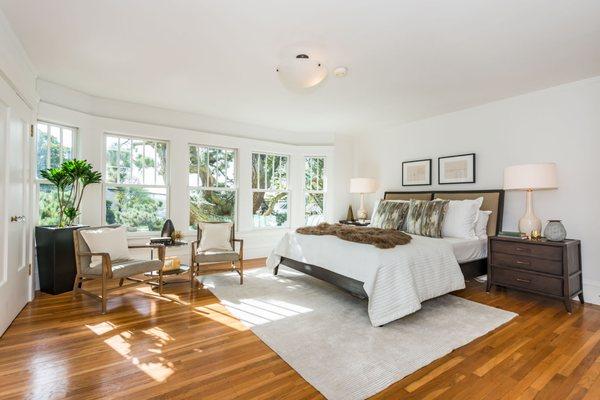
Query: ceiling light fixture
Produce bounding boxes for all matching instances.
[276,54,327,91]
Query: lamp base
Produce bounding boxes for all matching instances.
[518,189,542,234]
[518,215,541,234]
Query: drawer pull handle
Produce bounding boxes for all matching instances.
[515,278,531,283]
[516,260,530,265]
[515,247,531,253]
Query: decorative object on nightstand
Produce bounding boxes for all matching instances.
[350,178,378,220]
[487,235,583,313]
[503,163,558,234]
[346,205,355,221]
[544,220,567,242]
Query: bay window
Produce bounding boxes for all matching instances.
[35,121,77,225]
[304,156,326,225]
[104,134,168,232]
[252,152,289,228]
[188,145,237,228]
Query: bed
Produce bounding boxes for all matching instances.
[267,189,504,326]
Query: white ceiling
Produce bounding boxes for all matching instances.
[2,0,600,137]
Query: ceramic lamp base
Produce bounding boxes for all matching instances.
[518,190,542,234]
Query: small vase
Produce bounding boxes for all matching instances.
[544,220,566,242]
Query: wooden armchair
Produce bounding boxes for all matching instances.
[73,226,165,314]
[190,222,244,287]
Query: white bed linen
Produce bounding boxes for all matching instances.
[445,237,488,263]
[266,232,465,326]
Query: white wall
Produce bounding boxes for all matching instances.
[37,83,337,264]
[353,76,600,304]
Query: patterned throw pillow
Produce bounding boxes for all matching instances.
[370,201,410,229]
[405,200,449,238]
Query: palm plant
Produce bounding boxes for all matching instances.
[40,159,102,227]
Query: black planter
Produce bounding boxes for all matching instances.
[35,225,87,295]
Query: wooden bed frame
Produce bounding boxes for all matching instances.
[273,189,505,299]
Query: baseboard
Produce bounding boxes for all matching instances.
[583,279,600,305]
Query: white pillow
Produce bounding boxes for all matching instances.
[475,210,492,239]
[435,197,483,239]
[80,226,130,267]
[199,222,233,251]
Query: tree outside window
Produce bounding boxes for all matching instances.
[252,153,289,228]
[188,145,236,228]
[304,156,326,225]
[104,135,168,232]
[36,122,76,226]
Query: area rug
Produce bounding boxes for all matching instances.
[200,267,517,400]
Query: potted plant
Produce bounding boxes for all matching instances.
[35,159,102,294]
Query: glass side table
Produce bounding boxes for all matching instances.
[145,240,190,285]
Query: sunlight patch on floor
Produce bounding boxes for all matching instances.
[194,303,249,331]
[86,321,116,335]
[103,328,175,382]
[219,298,313,327]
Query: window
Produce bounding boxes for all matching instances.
[36,121,77,225]
[188,145,236,228]
[251,152,289,228]
[304,156,326,225]
[104,134,168,232]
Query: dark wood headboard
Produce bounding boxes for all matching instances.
[383,189,505,236]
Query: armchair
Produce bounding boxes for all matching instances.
[73,226,165,314]
[190,222,243,287]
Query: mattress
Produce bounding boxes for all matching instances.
[444,237,488,263]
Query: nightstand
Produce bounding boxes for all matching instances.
[339,220,370,227]
[487,236,583,313]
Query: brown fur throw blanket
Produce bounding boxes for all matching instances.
[296,223,411,249]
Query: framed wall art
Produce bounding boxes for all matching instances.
[438,153,476,184]
[402,159,432,186]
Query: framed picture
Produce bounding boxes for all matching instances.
[438,153,476,184]
[402,159,432,186]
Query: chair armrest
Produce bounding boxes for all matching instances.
[233,239,244,259]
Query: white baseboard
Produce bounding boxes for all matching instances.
[583,279,600,306]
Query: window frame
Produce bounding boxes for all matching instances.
[251,151,291,229]
[187,143,239,230]
[303,155,327,225]
[102,132,170,235]
[35,120,79,225]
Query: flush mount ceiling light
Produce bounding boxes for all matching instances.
[276,54,327,91]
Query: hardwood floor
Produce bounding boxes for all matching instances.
[1,259,599,399]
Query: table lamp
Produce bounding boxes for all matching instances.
[350,178,378,220]
[503,163,558,234]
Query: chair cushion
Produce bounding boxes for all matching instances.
[198,222,233,251]
[194,250,240,263]
[80,226,131,266]
[84,258,163,278]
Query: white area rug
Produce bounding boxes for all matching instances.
[200,267,517,400]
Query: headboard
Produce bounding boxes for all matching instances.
[383,189,505,236]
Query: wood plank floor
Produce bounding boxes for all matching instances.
[1,258,600,399]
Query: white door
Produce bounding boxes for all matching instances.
[0,104,31,336]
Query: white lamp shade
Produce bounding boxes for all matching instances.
[350,178,378,194]
[503,163,558,190]
[277,55,327,91]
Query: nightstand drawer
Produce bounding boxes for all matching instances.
[491,240,562,261]
[493,267,563,296]
[492,252,563,275]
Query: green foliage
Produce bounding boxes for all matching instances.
[40,159,102,227]
[106,187,165,231]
